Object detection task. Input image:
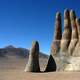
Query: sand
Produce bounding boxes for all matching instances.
[0,56,80,80]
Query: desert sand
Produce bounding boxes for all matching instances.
[0,56,80,80]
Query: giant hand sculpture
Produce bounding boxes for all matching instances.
[46,9,80,71]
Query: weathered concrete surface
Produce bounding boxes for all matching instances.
[68,10,78,56]
[50,9,80,71]
[61,9,71,56]
[64,57,80,71]
[25,41,40,72]
[51,12,62,55]
[73,18,80,56]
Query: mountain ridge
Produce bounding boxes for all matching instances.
[0,45,49,58]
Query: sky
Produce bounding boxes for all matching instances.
[0,0,80,54]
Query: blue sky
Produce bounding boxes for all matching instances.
[0,0,80,54]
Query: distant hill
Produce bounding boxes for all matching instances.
[0,45,49,59]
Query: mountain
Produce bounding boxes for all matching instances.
[0,45,48,58]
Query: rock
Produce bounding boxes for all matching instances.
[61,9,71,56]
[25,41,40,72]
[68,10,78,56]
[51,12,62,55]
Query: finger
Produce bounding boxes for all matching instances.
[73,18,80,56]
[68,10,78,55]
[70,10,78,39]
[54,12,62,40]
[76,18,80,38]
[45,12,62,72]
[61,9,71,56]
[25,41,40,72]
[51,12,62,56]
